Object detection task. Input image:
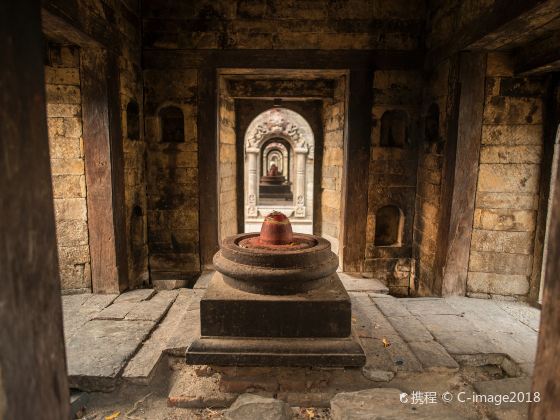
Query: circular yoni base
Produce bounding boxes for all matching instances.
[214,232,339,295]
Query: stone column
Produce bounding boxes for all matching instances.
[283,151,289,179]
[246,147,260,217]
[295,147,308,217]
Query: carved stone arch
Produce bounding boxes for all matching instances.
[245,107,314,157]
[244,108,315,228]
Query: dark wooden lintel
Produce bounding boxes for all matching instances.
[143,49,423,71]
[515,30,560,75]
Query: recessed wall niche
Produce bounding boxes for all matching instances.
[380,110,408,147]
[374,205,403,246]
[126,100,140,141]
[159,105,184,143]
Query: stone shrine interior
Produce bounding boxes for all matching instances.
[3,1,560,419]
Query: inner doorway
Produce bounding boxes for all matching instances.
[244,107,315,234]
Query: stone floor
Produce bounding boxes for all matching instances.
[64,271,540,419]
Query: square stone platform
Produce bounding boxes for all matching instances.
[186,272,366,367]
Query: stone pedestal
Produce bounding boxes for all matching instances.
[186,229,365,367]
[259,175,293,201]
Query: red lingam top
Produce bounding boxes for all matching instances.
[259,211,293,245]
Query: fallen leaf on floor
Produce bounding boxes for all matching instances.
[382,337,391,347]
[105,412,120,420]
[352,317,357,323]
[305,408,316,418]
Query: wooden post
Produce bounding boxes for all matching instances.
[198,65,219,266]
[530,115,560,418]
[342,70,373,272]
[0,1,69,418]
[81,48,128,293]
[436,52,486,296]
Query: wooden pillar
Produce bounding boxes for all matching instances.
[530,114,560,418]
[81,48,128,293]
[0,1,70,418]
[198,65,219,266]
[435,52,487,296]
[341,70,373,272]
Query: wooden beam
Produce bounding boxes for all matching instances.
[81,48,129,293]
[530,94,560,418]
[41,0,117,51]
[441,52,487,296]
[341,70,373,272]
[0,1,69,418]
[198,65,219,267]
[516,30,560,75]
[226,78,336,99]
[529,76,559,303]
[426,0,551,65]
[143,49,423,71]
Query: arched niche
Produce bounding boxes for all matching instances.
[380,110,409,148]
[374,205,404,246]
[159,105,184,143]
[126,100,140,141]
[244,107,314,225]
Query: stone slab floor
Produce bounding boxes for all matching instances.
[64,271,540,419]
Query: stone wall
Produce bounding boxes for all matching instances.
[142,0,425,51]
[46,45,91,293]
[119,0,149,287]
[467,53,545,299]
[321,77,346,260]
[218,80,238,241]
[365,70,421,295]
[144,68,200,283]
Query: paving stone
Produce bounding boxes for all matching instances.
[94,301,137,320]
[66,319,155,391]
[331,388,465,419]
[114,288,156,303]
[339,273,389,293]
[123,289,193,384]
[473,377,532,416]
[401,298,462,316]
[494,301,540,332]
[125,290,178,321]
[416,314,478,333]
[386,316,434,342]
[63,293,117,340]
[372,296,411,317]
[224,394,292,420]
[430,330,500,355]
[407,341,459,372]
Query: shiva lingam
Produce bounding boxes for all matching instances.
[186,211,365,367]
[259,164,293,201]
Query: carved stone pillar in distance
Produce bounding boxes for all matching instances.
[295,147,308,217]
[246,147,259,217]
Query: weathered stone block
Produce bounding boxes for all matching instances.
[471,229,534,254]
[51,158,85,175]
[477,163,540,193]
[47,104,81,118]
[475,192,538,210]
[483,96,542,125]
[54,198,87,221]
[58,245,90,265]
[45,67,80,85]
[49,136,81,159]
[486,53,514,77]
[467,272,529,296]
[480,145,542,164]
[52,175,86,198]
[63,117,83,138]
[481,124,542,146]
[56,220,89,246]
[46,84,81,104]
[469,251,532,276]
[473,208,536,232]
